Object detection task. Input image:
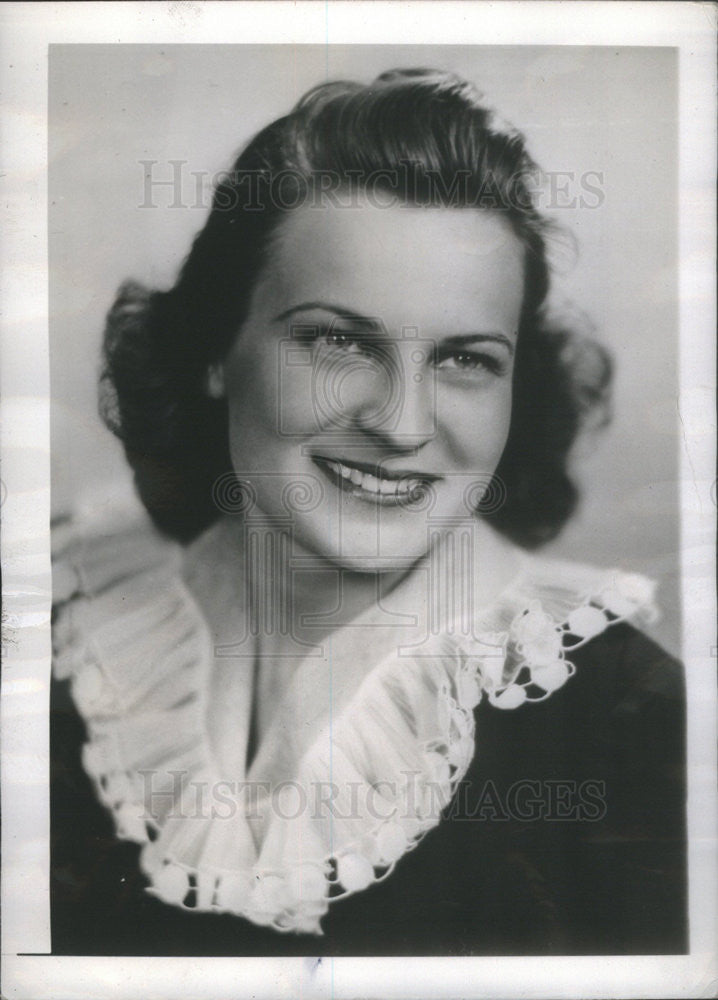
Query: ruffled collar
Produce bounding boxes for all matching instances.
[52,515,658,935]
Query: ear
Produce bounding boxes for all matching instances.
[206,363,226,399]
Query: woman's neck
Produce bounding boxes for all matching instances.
[186,513,521,657]
[183,512,521,754]
[183,513,410,657]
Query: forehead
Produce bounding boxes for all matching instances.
[253,200,525,333]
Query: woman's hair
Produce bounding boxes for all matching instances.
[100,68,611,548]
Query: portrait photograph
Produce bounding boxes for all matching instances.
[1,3,715,999]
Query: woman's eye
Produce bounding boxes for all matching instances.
[316,325,377,356]
[435,351,504,376]
[441,352,481,370]
[325,329,360,351]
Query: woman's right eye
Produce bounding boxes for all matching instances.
[324,329,359,350]
[314,325,373,355]
[292,317,385,360]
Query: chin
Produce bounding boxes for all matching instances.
[295,520,430,574]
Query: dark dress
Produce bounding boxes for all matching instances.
[50,621,687,956]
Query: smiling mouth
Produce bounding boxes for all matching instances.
[311,455,440,506]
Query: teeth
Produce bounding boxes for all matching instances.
[321,458,429,499]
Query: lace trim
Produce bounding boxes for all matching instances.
[53,522,658,935]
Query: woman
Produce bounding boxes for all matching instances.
[51,68,686,955]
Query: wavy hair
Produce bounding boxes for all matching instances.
[100,68,611,547]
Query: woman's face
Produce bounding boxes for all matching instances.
[221,198,524,570]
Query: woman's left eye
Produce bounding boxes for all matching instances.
[435,350,504,376]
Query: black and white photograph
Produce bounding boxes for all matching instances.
[1,3,716,998]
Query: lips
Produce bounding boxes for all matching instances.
[312,455,439,506]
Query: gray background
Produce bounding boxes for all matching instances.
[49,44,680,655]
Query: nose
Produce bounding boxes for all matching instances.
[350,338,437,447]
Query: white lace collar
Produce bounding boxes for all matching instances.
[52,515,658,935]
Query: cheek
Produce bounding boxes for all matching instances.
[225,336,321,442]
[440,382,514,469]
[222,342,277,472]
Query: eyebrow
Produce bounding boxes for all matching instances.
[274,300,516,354]
[274,301,381,328]
[440,333,515,355]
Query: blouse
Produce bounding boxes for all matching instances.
[50,514,687,955]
